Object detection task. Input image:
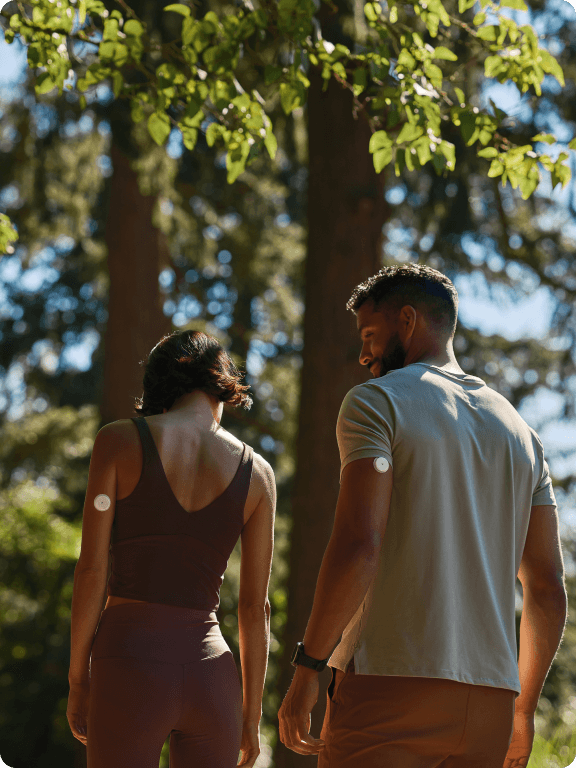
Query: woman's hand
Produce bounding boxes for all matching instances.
[67,680,90,747]
[237,720,260,766]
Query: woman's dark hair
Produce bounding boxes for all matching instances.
[346,263,459,339]
[134,330,253,417]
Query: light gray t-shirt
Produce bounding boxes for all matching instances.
[327,362,557,696]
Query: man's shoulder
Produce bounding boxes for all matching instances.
[340,380,395,416]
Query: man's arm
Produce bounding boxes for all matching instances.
[515,586,567,714]
[300,456,393,663]
[515,503,568,714]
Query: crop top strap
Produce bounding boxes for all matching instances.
[130,416,158,471]
[235,442,254,512]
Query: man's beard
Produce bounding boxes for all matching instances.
[373,334,406,377]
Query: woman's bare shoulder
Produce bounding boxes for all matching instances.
[218,429,275,489]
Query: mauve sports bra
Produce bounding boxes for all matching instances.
[107,416,254,611]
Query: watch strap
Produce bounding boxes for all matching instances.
[291,642,329,672]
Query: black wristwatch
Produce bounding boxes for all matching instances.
[290,641,330,672]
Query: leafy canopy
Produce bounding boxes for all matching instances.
[1,0,575,252]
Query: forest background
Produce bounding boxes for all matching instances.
[1,0,576,766]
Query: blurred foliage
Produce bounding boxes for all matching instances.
[0,0,576,764]
[0,0,575,250]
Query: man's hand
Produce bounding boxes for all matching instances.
[277,665,326,755]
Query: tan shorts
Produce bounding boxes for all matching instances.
[318,659,516,768]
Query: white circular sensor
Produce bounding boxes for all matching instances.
[373,457,390,473]
[94,494,111,511]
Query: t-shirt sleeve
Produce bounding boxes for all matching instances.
[531,457,557,507]
[336,385,394,484]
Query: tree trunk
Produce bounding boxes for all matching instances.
[273,68,390,768]
[99,142,173,427]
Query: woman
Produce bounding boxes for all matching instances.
[67,330,276,768]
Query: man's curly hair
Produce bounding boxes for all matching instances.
[133,330,253,417]
[346,263,459,339]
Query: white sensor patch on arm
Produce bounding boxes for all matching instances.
[373,457,390,473]
[94,494,111,511]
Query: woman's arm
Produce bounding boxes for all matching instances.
[69,566,109,684]
[237,455,276,724]
[68,425,119,684]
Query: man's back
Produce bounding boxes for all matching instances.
[328,361,557,696]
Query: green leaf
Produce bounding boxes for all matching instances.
[477,147,499,158]
[531,133,555,145]
[538,49,565,87]
[147,112,171,146]
[519,173,539,200]
[432,153,447,175]
[369,130,392,153]
[111,70,123,97]
[476,25,497,41]
[438,140,455,170]
[206,121,223,147]
[264,129,278,160]
[568,137,576,150]
[164,3,191,16]
[478,127,495,145]
[487,158,504,177]
[202,10,220,32]
[433,0,451,27]
[181,101,204,128]
[473,11,486,24]
[102,17,119,42]
[353,67,367,96]
[279,82,305,114]
[500,0,527,8]
[485,55,507,78]
[405,147,415,172]
[414,137,432,166]
[131,98,145,123]
[182,17,197,46]
[32,6,45,24]
[35,72,57,95]
[424,62,443,88]
[265,65,283,84]
[226,137,251,183]
[373,147,393,173]
[124,19,144,36]
[433,46,458,61]
[79,0,87,25]
[253,9,268,27]
[454,87,465,106]
[397,48,416,70]
[99,41,128,67]
[397,122,424,144]
[521,25,538,56]
[180,126,198,150]
[364,2,379,21]
[0,213,18,254]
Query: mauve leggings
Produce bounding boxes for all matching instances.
[87,602,243,768]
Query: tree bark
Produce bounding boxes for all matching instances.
[99,142,173,427]
[273,68,390,768]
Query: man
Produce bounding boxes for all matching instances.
[277,263,568,768]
